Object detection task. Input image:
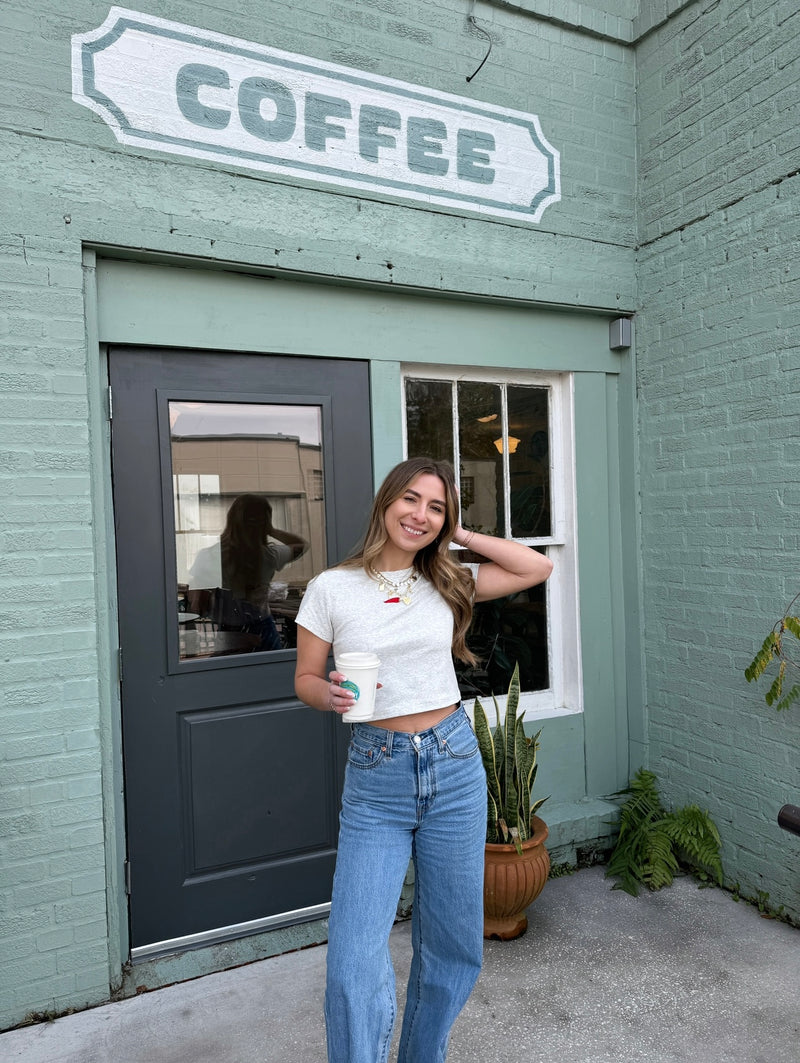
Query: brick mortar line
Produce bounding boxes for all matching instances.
[483,0,702,45]
[637,165,800,251]
[633,0,717,46]
[481,0,631,43]
[0,129,634,255]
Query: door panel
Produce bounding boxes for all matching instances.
[109,347,372,949]
[180,701,333,871]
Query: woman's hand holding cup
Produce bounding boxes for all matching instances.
[328,671,357,715]
[330,653,381,721]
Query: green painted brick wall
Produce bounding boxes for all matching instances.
[6,0,797,1032]
[0,0,638,1029]
[0,0,637,305]
[635,0,800,919]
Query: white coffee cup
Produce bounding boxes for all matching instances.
[335,651,380,722]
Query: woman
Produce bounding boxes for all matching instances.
[294,457,552,1063]
[190,494,307,650]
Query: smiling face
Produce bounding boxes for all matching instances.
[380,472,448,568]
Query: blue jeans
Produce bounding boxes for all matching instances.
[325,705,486,1063]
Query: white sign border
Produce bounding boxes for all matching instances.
[72,7,561,225]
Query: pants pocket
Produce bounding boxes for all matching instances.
[347,736,386,769]
[443,721,480,759]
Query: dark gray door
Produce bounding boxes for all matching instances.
[109,347,372,950]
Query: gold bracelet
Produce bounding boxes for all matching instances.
[463,529,475,548]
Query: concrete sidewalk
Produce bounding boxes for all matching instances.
[2,866,798,1063]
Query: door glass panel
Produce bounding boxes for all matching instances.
[170,401,326,660]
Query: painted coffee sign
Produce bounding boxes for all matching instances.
[72,8,561,224]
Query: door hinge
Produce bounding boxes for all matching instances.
[117,647,123,685]
[107,384,113,421]
[124,859,131,896]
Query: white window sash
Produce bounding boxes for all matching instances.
[402,365,583,721]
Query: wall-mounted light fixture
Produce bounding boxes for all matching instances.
[609,317,633,350]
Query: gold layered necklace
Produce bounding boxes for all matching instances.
[368,565,419,605]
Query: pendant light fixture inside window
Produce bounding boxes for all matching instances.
[494,436,520,454]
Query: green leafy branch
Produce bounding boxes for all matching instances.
[744,594,800,711]
[605,769,723,896]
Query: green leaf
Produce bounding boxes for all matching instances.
[612,769,664,839]
[642,823,679,890]
[774,684,800,712]
[744,631,779,682]
[765,661,786,706]
[474,696,502,840]
[515,720,531,837]
[502,665,521,831]
[607,778,724,896]
[486,790,500,844]
[663,806,723,885]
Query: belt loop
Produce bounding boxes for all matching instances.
[434,718,447,753]
[385,729,394,756]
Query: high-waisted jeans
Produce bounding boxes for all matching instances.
[325,704,486,1063]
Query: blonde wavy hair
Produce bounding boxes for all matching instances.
[341,457,477,666]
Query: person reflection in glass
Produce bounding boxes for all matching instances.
[189,494,307,651]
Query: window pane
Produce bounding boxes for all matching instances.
[404,375,554,702]
[405,379,454,463]
[508,386,551,538]
[170,401,325,660]
[457,381,504,536]
[456,559,549,698]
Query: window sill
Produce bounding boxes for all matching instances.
[463,695,582,724]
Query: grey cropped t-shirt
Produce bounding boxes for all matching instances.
[296,563,479,721]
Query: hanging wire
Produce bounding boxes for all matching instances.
[466,15,492,82]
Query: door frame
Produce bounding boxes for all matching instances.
[85,255,403,982]
[111,351,372,954]
[86,250,639,991]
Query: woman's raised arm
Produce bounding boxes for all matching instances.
[451,527,553,602]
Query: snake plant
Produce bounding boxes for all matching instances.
[474,663,548,854]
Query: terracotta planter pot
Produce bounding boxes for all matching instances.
[483,815,550,940]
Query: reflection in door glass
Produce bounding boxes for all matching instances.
[170,402,326,660]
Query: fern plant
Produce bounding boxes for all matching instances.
[745,595,800,712]
[606,769,723,896]
[474,663,548,854]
